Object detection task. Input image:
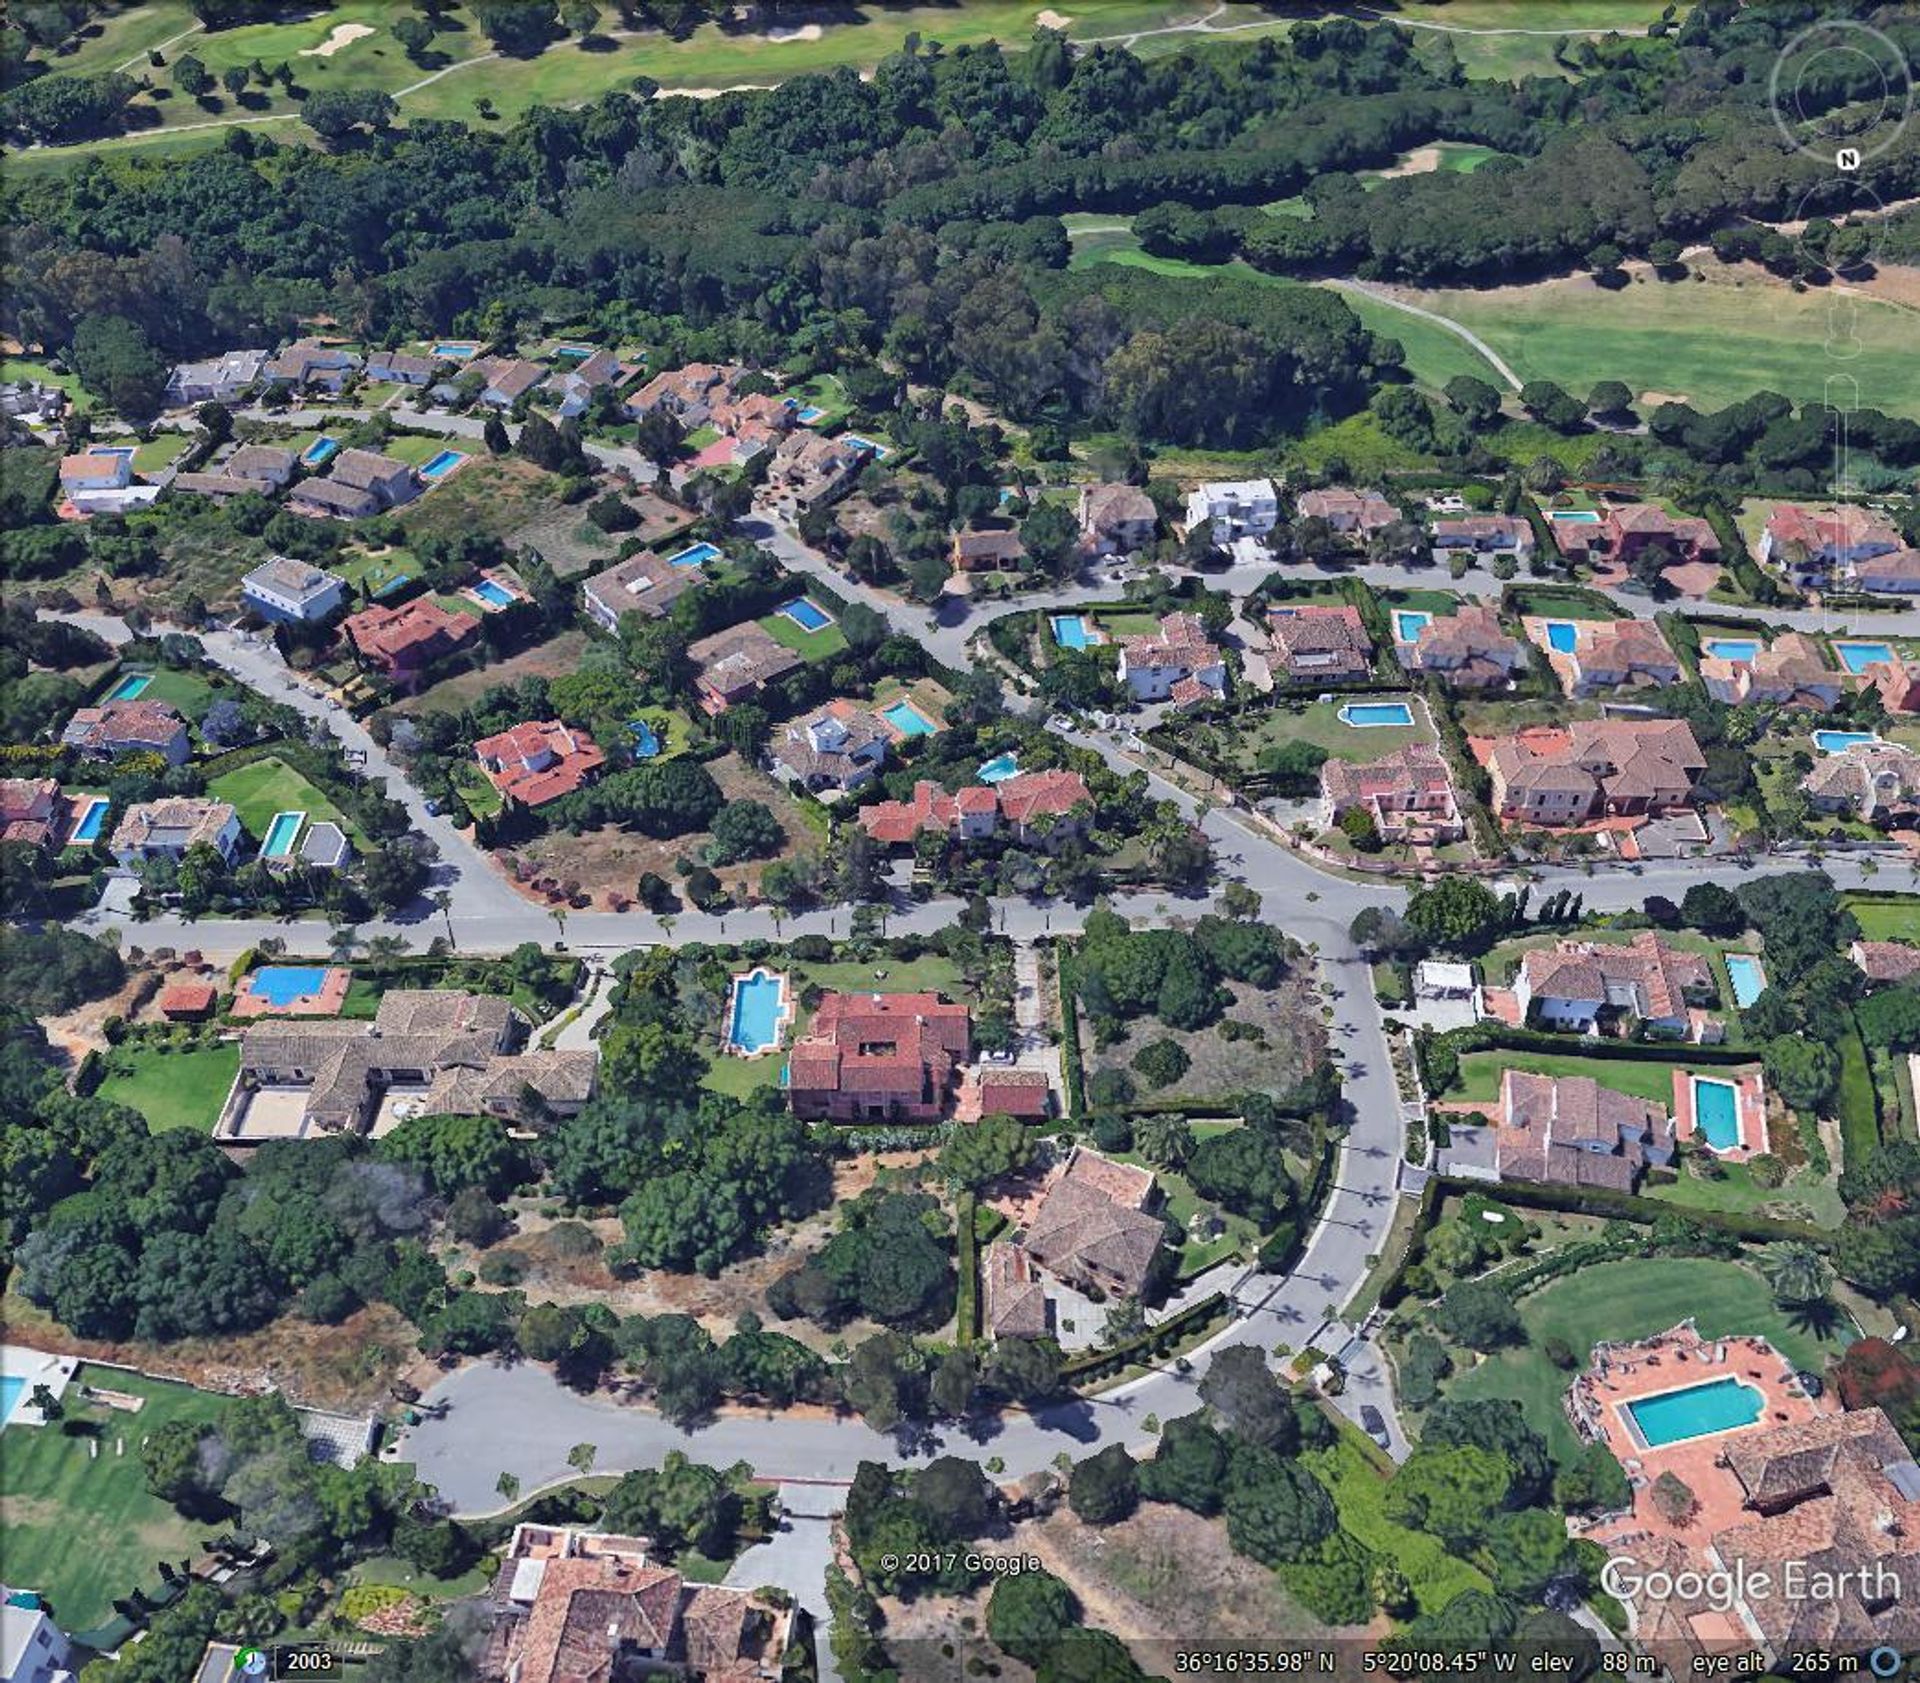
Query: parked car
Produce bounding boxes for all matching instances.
[1359,1404,1390,1448]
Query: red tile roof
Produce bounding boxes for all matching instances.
[787,991,971,1101]
[473,719,606,807]
[344,598,479,670]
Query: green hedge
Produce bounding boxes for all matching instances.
[1056,948,1086,1119]
[1062,1291,1227,1386]
[1437,1022,1761,1070]
[954,1190,980,1349]
[1837,1013,1882,1168]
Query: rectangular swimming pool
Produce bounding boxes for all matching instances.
[725,969,788,1055]
[246,965,331,1007]
[1626,1376,1765,1448]
[420,449,468,481]
[1724,953,1766,1009]
[432,341,480,359]
[1835,641,1895,674]
[666,541,722,568]
[841,433,891,459]
[1340,702,1415,728]
[0,1376,23,1428]
[262,810,306,860]
[1547,509,1602,524]
[1052,614,1099,650]
[69,796,108,845]
[107,673,151,702]
[301,435,339,467]
[882,700,937,737]
[780,597,834,632]
[1543,620,1580,654]
[1811,730,1881,754]
[471,577,517,609]
[1392,610,1431,643]
[1692,1075,1743,1152]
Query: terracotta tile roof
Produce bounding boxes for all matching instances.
[109,797,236,855]
[689,624,802,698]
[975,1066,1051,1117]
[159,981,218,1015]
[984,1241,1051,1338]
[994,768,1091,826]
[859,770,1092,843]
[1267,604,1372,676]
[581,550,701,623]
[858,780,957,844]
[62,699,187,753]
[1766,502,1902,555]
[1802,742,1920,812]
[474,719,606,807]
[1851,939,1920,984]
[1520,933,1711,1020]
[1402,604,1525,675]
[1321,743,1453,810]
[1851,548,1920,589]
[1022,1147,1164,1298]
[786,991,970,1102]
[1296,487,1396,530]
[329,447,411,491]
[344,598,479,668]
[515,1555,683,1683]
[1078,482,1156,534]
[1119,611,1220,672]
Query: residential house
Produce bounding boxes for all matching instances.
[985,1148,1166,1338]
[1183,478,1278,545]
[471,355,548,409]
[769,701,890,797]
[164,348,267,406]
[1318,743,1463,845]
[858,769,1093,850]
[1802,741,1920,826]
[0,779,64,848]
[1487,720,1706,825]
[480,1524,792,1683]
[110,798,242,867]
[545,348,624,418]
[1758,503,1904,586]
[767,431,869,509]
[1115,611,1226,706]
[1431,514,1533,559]
[1266,603,1373,683]
[1864,650,1920,714]
[1396,603,1528,690]
[263,340,358,393]
[687,623,802,714]
[473,720,606,809]
[224,444,297,489]
[159,981,218,1022]
[286,477,381,519]
[171,470,274,501]
[1547,617,1682,697]
[1550,503,1718,569]
[232,991,595,1136]
[1514,933,1719,1038]
[299,822,353,873]
[1,381,66,426]
[1849,939,1920,989]
[963,1065,1053,1121]
[1850,547,1920,594]
[364,350,440,388]
[785,991,972,1122]
[1296,486,1396,538]
[328,448,416,510]
[580,549,702,630]
[1077,483,1158,556]
[0,1593,76,1683]
[343,597,480,686]
[1700,632,1845,710]
[59,452,130,494]
[624,361,742,426]
[1491,1068,1676,1192]
[242,556,346,624]
[950,527,1026,572]
[61,700,191,766]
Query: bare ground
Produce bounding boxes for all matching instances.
[1088,971,1326,1105]
[390,627,596,717]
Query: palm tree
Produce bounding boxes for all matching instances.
[327,923,358,965]
[1763,1243,1833,1307]
[549,904,568,948]
[365,934,408,965]
[431,889,456,949]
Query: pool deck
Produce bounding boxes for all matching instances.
[722,967,791,1059]
[231,965,352,1019]
[1670,1066,1769,1160]
[1,1345,79,1428]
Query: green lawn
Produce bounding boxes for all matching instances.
[333,548,418,600]
[0,356,92,410]
[95,1041,240,1134]
[380,432,458,469]
[1845,896,1920,943]
[1230,698,1433,768]
[97,665,216,719]
[207,755,355,843]
[1645,1159,1845,1228]
[1447,1049,1737,1109]
[1305,1434,1492,1616]
[1318,284,1514,394]
[1444,1257,1852,1466]
[453,761,504,819]
[757,609,849,662]
[0,1364,230,1630]
[132,432,193,474]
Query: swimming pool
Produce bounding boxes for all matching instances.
[420,449,468,481]
[69,796,108,845]
[1547,509,1602,524]
[841,433,891,459]
[780,597,834,633]
[1811,730,1882,754]
[1626,1376,1765,1448]
[1052,614,1100,650]
[246,965,331,1008]
[1543,620,1580,655]
[554,344,594,360]
[666,541,722,568]
[1392,610,1432,643]
[1700,638,1761,663]
[725,968,789,1056]
[432,341,480,359]
[1835,641,1895,673]
[629,718,662,758]
[301,435,339,467]
[470,577,517,609]
[977,752,1020,784]
[107,673,152,702]
[882,700,937,737]
[0,1376,22,1428]
[794,405,826,424]
[1691,1076,1743,1152]
[262,810,306,860]
[1339,701,1415,728]
[1724,953,1766,1009]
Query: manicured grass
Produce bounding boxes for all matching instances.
[1444,1257,1852,1466]
[380,432,456,469]
[95,1040,241,1134]
[1645,1159,1845,1228]
[99,665,214,718]
[132,432,193,474]
[24,5,206,79]
[1319,283,1513,394]
[333,548,418,600]
[1230,698,1433,767]
[453,762,504,819]
[0,357,91,409]
[1305,1435,1492,1615]
[756,610,849,662]
[1090,609,1165,637]
[1406,268,1920,421]
[0,1363,231,1630]
[1447,1049,1734,1108]
[345,1552,496,1601]
[208,755,354,843]
[1845,896,1920,943]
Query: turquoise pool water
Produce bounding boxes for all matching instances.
[432,341,480,359]
[1836,641,1895,673]
[70,797,108,844]
[1548,509,1602,524]
[301,435,339,467]
[1340,702,1415,728]
[882,700,936,737]
[1626,1376,1765,1448]
[794,404,825,423]
[1701,638,1761,663]
[1392,610,1432,643]
[1811,730,1881,754]
[781,597,833,632]
[555,344,594,360]
[842,433,891,459]
[247,965,329,1007]
[1544,620,1580,654]
[262,811,305,859]
[667,541,722,568]
[0,1375,24,1427]
[107,673,152,702]
[421,449,468,481]
[978,752,1020,784]
[1052,614,1097,650]
[1724,953,1765,1009]
[629,718,661,758]
[726,970,787,1055]
[471,577,516,608]
[1692,1076,1742,1152]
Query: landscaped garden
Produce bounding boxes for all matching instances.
[1444,1048,1739,1108]
[95,1039,240,1135]
[206,755,357,845]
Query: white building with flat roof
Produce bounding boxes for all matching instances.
[1184,478,1278,545]
[0,1594,75,1683]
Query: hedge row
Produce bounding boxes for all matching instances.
[1062,1291,1227,1386]
[1836,1013,1883,1168]
[1055,949,1086,1119]
[954,1190,980,1350]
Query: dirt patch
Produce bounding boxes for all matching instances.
[1019,1500,1336,1661]
[1840,263,1920,312]
[1375,145,1442,179]
[1640,390,1690,406]
[656,83,779,99]
[1088,972,1326,1105]
[300,21,375,57]
[876,1582,1026,1683]
[503,504,623,580]
[1036,8,1074,26]
[762,22,824,42]
[389,627,595,717]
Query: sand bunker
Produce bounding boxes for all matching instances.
[1376,146,1442,179]
[1037,9,1075,26]
[762,22,824,42]
[301,21,375,58]
[1640,391,1690,406]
